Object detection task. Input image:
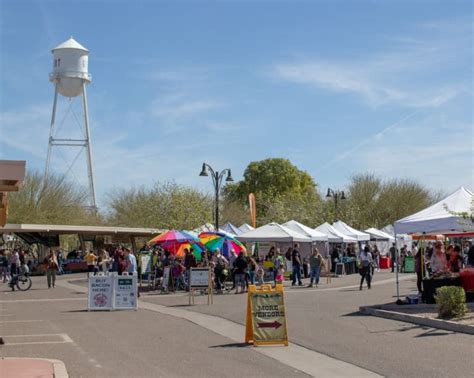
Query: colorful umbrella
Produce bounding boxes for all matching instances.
[198,231,246,259]
[149,230,204,260]
[175,242,205,261]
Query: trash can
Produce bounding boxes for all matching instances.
[404,256,415,273]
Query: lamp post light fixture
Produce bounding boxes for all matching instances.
[199,163,234,230]
[326,188,346,222]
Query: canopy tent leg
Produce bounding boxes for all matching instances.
[395,232,400,301]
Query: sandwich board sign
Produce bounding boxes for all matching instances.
[245,284,288,346]
[189,267,210,288]
[88,273,137,311]
[189,267,213,305]
[88,274,114,310]
[114,274,138,310]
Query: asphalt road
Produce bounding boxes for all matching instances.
[0,281,306,377]
[140,271,474,378]
[1,271,473,377]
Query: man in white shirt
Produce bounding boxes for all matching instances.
[124,249,137,274]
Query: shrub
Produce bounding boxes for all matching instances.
[435,286,467,319]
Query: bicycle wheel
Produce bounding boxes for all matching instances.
[16,275,32,291]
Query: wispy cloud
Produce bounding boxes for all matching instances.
[272,61,463,108]
[149,94,224,135]
[271,19,470,109]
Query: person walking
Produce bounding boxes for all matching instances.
[0,250,9,283]
[85,250,97,276]
[291,244,303,286]
[308,248,324,288]
[10,250,20,276]
[44,250,59,288]
[359,246,373,290]
[415,248,423,294]
[57,250,65,275]
[212,248,228,294]
[234,252,248,294]
[372,244,380,272]
[389,243,397,273]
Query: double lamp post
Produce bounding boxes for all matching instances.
[326,187,346,222]
[199,163,234,230]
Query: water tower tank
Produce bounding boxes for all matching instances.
[49,37,91,98]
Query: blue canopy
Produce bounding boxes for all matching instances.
[220,222,242,236]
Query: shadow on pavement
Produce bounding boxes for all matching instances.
[61,309,90,313]
[341,311,369,317]
[415,329,454,338]
[166,304,194,307]
[209,342,250,348]
[1,288,45,292]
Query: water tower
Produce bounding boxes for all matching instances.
[44,37,97,210]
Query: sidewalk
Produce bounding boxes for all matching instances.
[0,358,68,378]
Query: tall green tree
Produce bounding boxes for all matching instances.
[7,170,99,225]
[107,181,213,230]
[223,158,322,226]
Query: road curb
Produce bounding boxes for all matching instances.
[0,358,69,378]
[359,306,474,335]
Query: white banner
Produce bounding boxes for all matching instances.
[141,254,151,273]
[88,275,114,310]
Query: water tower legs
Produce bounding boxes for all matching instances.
[81,82,97,211]
[44,83,59,182]
[43,81,98,212]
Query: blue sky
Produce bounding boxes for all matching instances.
[1,0,472,208]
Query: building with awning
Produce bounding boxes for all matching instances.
[0,223,162,252]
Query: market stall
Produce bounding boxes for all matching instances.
[333,221,370,243]
[238,222,312,279]
[394,186,474,301]
[283,220,328,258]
[314,223,357,274]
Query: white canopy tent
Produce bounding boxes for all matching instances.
[314,222,356,243]
[394,187,474,235]
[192,223,215,234]
[282,220,328,241]
[238,222,311,243]
[333,220,370,242]
[365,228,395,241]
[239,223,254,233]
[392,187,473,301]
[381,224,411,243]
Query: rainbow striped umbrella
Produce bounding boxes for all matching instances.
[198,231,246,259]
[149,230,204,260]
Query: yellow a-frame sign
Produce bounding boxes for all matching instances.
[245,284,288,346]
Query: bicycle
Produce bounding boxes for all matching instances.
[8,273,32,291]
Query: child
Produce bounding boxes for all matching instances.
[276,266,285,284]
[172,259,186,291]
[256,265,264,285]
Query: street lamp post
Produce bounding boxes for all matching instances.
[199,163,234,231]
[326,188,346,222]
